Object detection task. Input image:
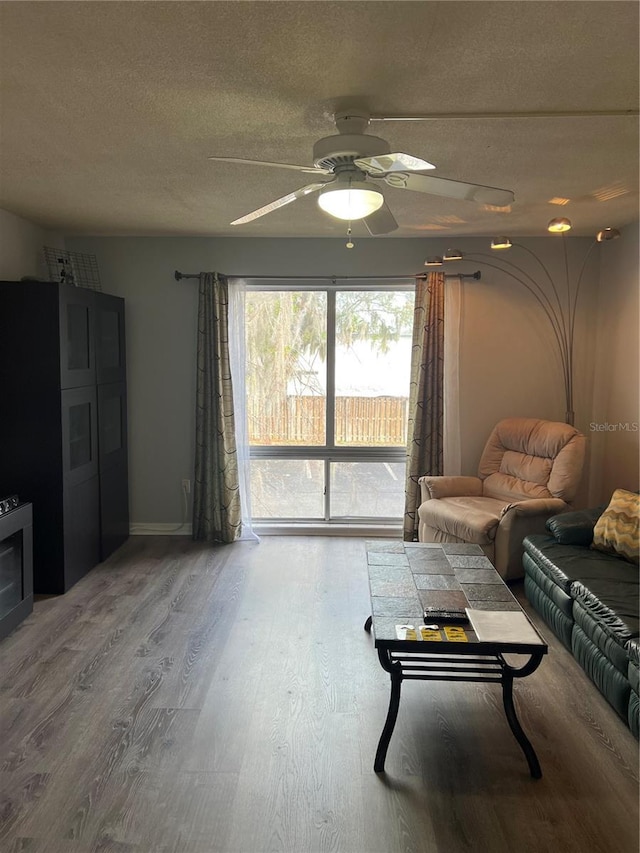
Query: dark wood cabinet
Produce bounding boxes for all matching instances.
[0,281,129,594]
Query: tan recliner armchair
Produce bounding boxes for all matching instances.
[418,418,586,581]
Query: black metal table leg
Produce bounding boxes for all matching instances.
[374,664,402,772]
[364,615,372,632]
[502,672,542,779]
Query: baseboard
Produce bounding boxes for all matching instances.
[254,522,402,537]
[129,522,401,538]
[130,523,192,536]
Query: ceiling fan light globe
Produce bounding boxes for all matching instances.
[318,183,384,220]
[491,237,512,250]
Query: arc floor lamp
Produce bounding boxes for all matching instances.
[424,219,621,426]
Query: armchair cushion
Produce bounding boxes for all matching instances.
[418,496,506,544]
[479,417,586,503]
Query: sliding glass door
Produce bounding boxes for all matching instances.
[245,284,413,523]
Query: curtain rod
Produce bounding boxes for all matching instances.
[174,270,481,282]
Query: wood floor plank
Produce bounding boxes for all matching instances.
[0,535,637,852]
[144,771,239,853]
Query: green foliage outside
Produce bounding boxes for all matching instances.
[245,289,414,398]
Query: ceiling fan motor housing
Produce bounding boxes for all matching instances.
[313,133,390,172]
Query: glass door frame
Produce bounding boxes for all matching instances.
[247,280,413,525]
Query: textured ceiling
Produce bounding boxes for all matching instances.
[0,1,638,238]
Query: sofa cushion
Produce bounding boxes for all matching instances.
[522,534,624,594]
[572,601,632,673]
[592,488,640,564]
[572,624,630,721]
[627,638,640,693]
[629,691,639,738]
[571,568,640,646]
[522,550,574,616]
[524,567,573,648]
[418,496,505,544]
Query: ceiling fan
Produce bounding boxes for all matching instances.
[208,111,515,234]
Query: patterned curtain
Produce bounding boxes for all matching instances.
[403,272,445,541]
[193,272,242,542]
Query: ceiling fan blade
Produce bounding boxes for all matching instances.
[386,172,514,206]
[355,152,436,175]
[363,202,398,235]
[208,156,330,176]
[230,181,331,225]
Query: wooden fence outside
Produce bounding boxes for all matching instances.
[248,395,408,446]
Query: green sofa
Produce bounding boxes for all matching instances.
[523,505,639,736]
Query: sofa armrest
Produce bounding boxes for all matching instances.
[419,475,483,502]
[546,504,608,545]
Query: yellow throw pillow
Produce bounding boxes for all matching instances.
[592,489,640,564]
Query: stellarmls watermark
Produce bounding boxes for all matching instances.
[590,422,639,432]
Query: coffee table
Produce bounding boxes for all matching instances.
[364,540,547,777]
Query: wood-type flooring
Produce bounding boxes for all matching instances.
[0,535,638,853]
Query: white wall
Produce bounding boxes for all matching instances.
[64,234,601,524]
[589,223,640,504]
[0,208,66,280]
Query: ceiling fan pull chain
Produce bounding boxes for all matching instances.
[346,223,355,249]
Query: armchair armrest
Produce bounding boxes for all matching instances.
[419,475,483,503]
[501,498,568,519]
[494,498,570,581]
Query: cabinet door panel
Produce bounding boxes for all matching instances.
[98,381,128,470]
[100,459,129,561]
[96,294,126,384]
[98,381,129,560]
[64,476,100,588]
[59,286,95,389]
[61,386,99,485]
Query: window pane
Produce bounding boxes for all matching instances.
[250,459,324,519]
[331,461,406,518]
[335,291,413,446]
[246,291,326,446]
